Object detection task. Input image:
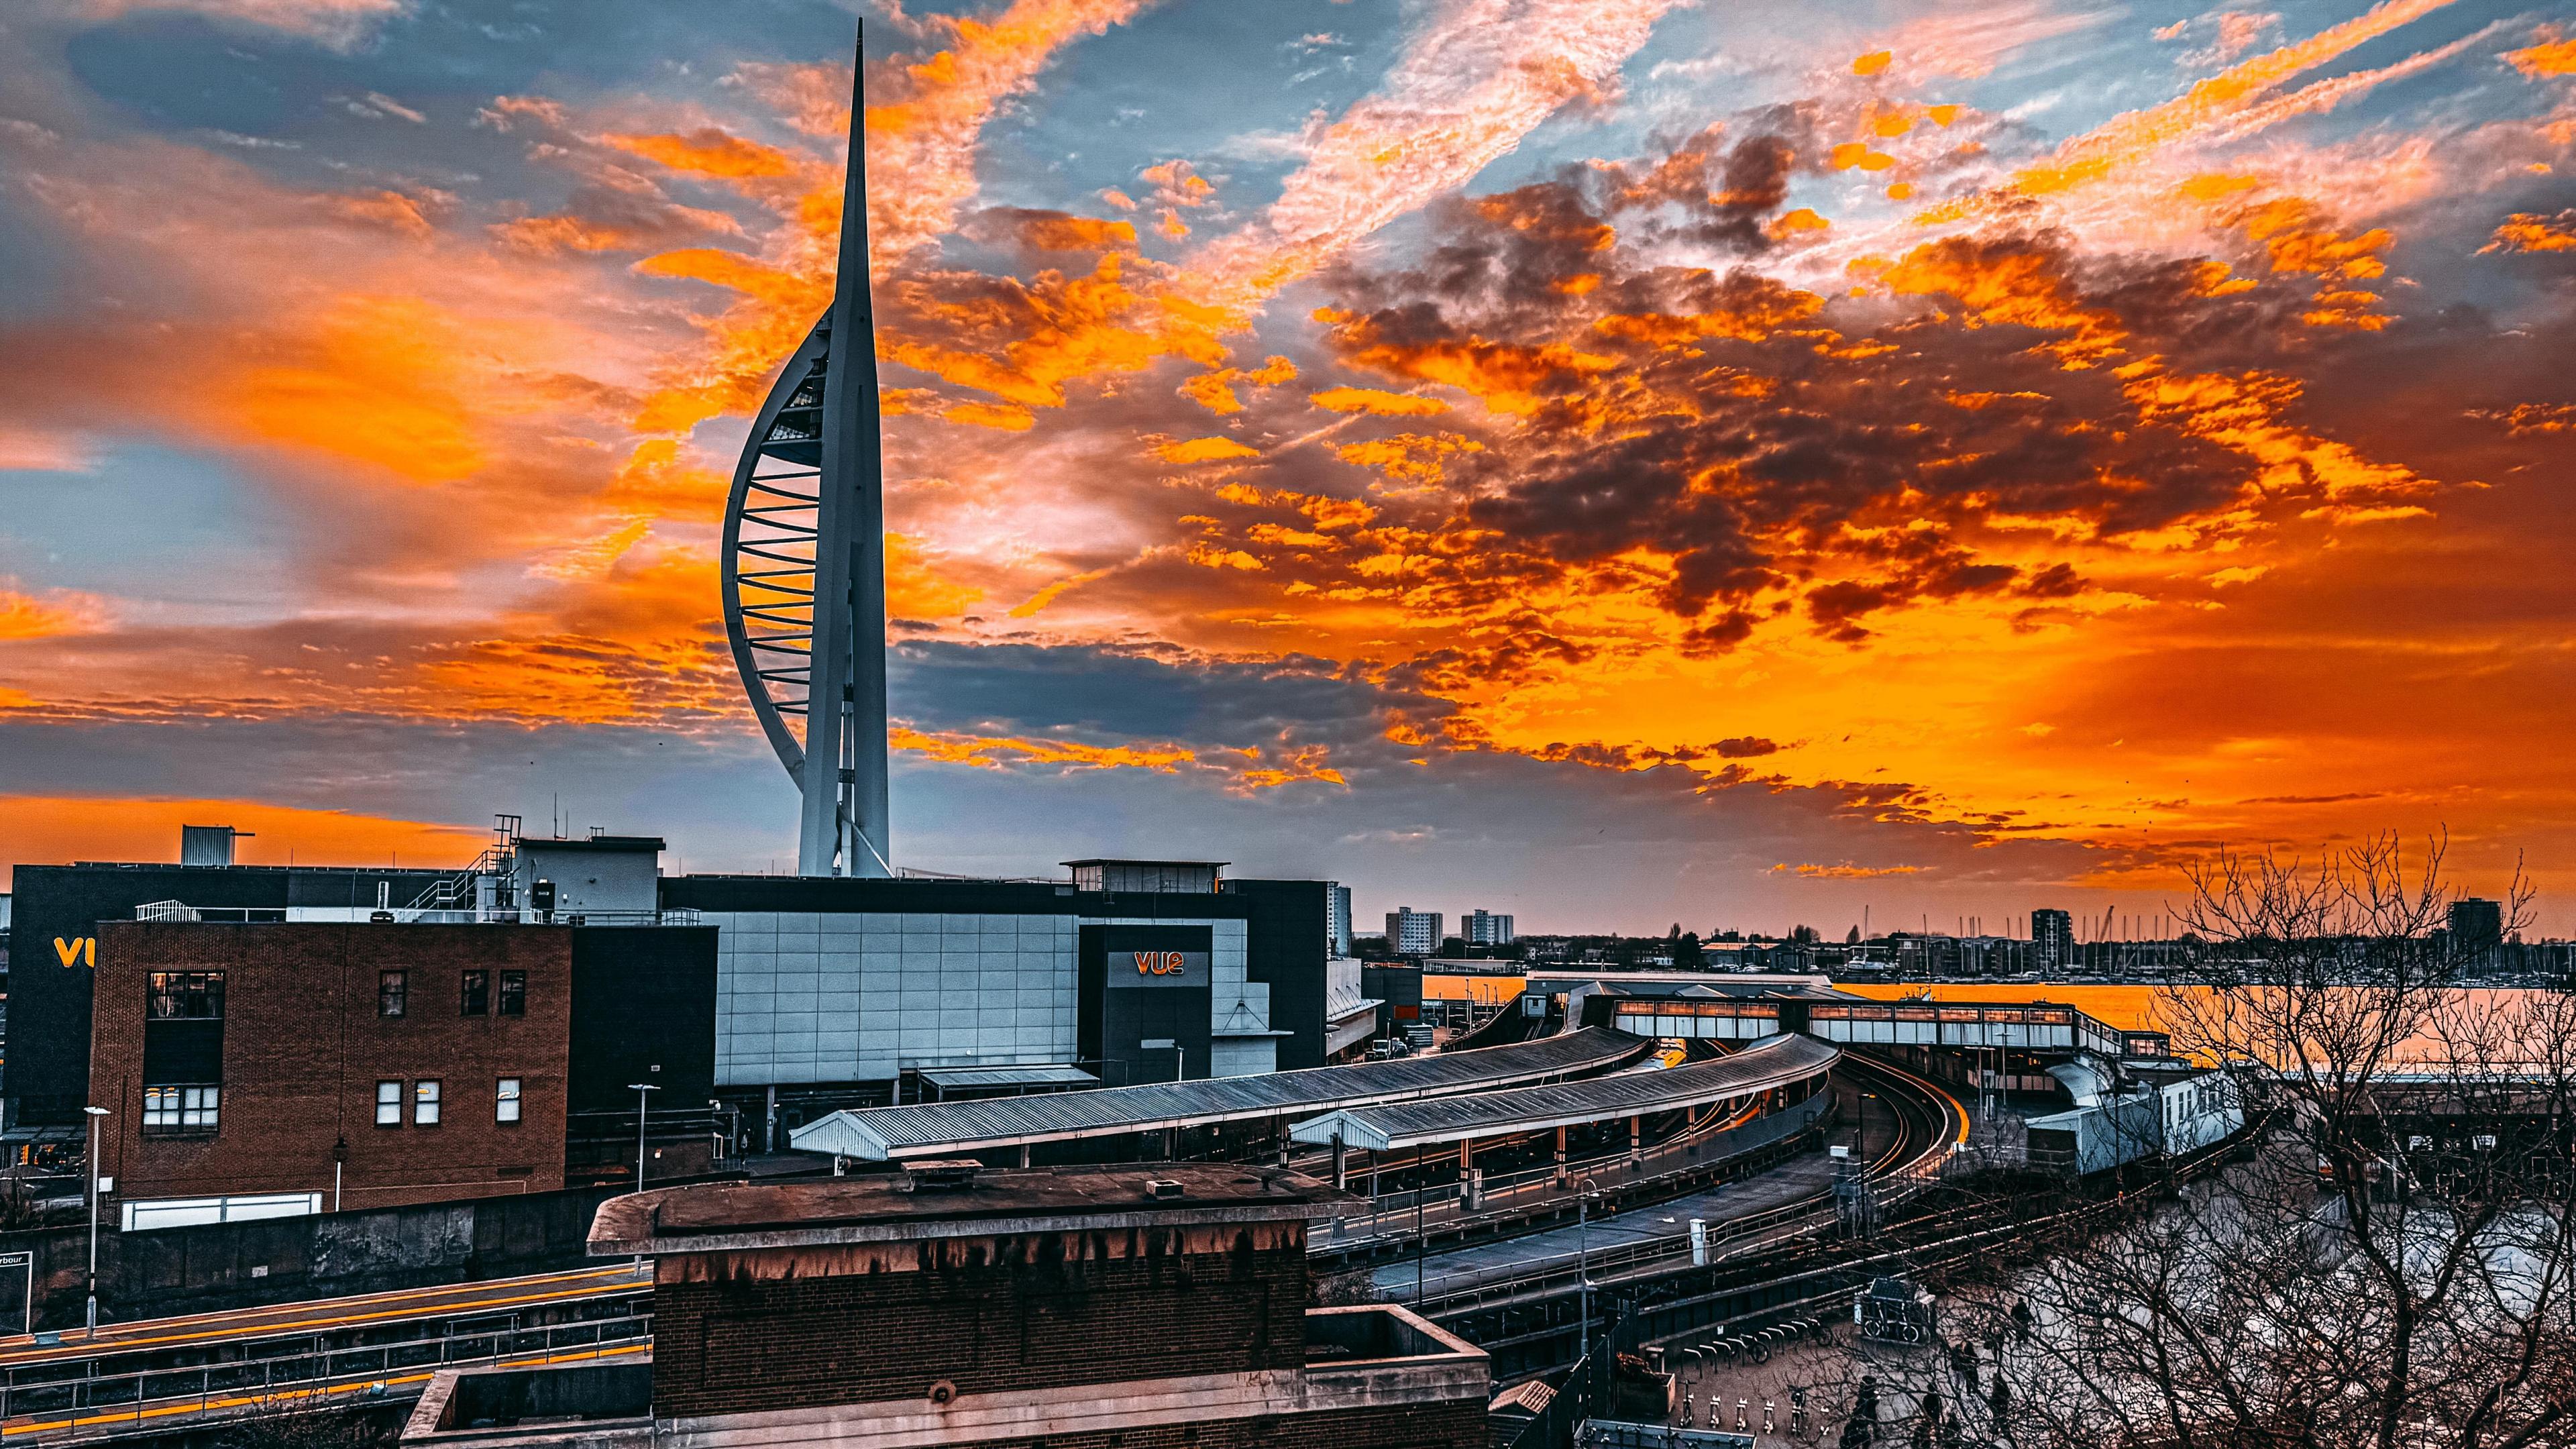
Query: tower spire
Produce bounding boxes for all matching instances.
[720,20,892,878]
[798,19,892,877]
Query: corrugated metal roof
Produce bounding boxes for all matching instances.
[918,1065,1098,1091]
[792,1027,1653,1160]
[1287,1032,1839,1151]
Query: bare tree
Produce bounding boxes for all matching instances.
[1985,835,2576,1448]
[1778,835,2576,1449]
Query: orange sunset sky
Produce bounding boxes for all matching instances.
[1,0,2573,933]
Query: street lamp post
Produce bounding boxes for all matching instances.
[628,1083,660,1194]
[1572,1174,1601,1364]
[82,1106,110,1339]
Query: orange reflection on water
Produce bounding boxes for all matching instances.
[1842,981,2172,1032]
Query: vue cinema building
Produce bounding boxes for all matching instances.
[8,831,1363,1181]
[663,859,1358,1147]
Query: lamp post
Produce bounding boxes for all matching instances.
[628,1083,660,1194]
[82,1106,110,1340]
[1572,1173,1601,1364]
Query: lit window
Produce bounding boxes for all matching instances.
[498,971,525,1018]
[147,971,224,1020]
[415,1079,441,1126]
[376,1080,402,1127]
[142,1085,220,1134]
[496,1077,521,1124]
[379,971,407,1018]
[460,971,489,1016]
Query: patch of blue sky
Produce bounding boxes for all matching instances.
[973,0,1407,221]
[0,442,301,622]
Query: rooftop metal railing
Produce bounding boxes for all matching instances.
[0,1312,651,1442]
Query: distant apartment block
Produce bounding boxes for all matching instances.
[1328,881,1353,957]
[1385,907,1443,957]
[1464,909,1514,947]
[2031,908,2073,969]
[2447,896,2504,951]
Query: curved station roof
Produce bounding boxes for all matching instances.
[1287,1032,1841,1153]
[793,1026,1656,1161]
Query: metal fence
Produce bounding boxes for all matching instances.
[0,1311,651,1441]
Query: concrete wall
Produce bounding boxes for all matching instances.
[513,843,660,916]
[0,1184,619,1332]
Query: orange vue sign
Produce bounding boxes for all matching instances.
[1133,951,1189,977]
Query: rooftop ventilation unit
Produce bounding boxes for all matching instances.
[900,1160,983,1192]
[1142,1179,1186,1201]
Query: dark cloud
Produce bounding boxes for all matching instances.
[1271,134,2479,663]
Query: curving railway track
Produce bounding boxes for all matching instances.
[1373,1050,1966,1318]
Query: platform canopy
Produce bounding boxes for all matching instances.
[792,1027,1654,1160]
[1287,1032,1839,1153]
[917,1065,1098,1093]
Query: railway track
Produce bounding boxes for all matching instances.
[1402,1051,1965,1321]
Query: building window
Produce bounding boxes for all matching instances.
[460,971,489,1016]
[375,1080,402,1127]
[415,1079,441,1126]
[142,1085,220,1135]
[496,1077,521,1124]
[497,971,525,1018]
[147,971,225,1020]
[379,970,407,1018]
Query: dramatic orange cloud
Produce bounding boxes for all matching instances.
[218,297,490,482]
[0,588,101,641]
[1913,0,2461,222]
[2483,211,2576,252]
[1310,386,1448,417]
[859,0,1161,265]
[2508,30,2576,77]
[1157,435,1261,464]
[890,724,1193,773]
[605,129,801,181]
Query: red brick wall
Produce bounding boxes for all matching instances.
[89,922,572,1210]
[651,1226,1309,1419]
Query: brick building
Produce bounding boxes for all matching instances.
[90,922,576,1217]
[404,1163,1490,1449]
[88,920,718,1223]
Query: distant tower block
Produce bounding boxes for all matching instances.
[720,23,890,877]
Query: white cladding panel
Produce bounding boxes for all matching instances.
[712,912,1262,1087]
[1208,1037,1279,1078]
[710,911,1078,1087]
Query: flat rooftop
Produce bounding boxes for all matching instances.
[590,1163,1344,1254]
[1291,1032,1840,1152]
[791,1026,1654,1159]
